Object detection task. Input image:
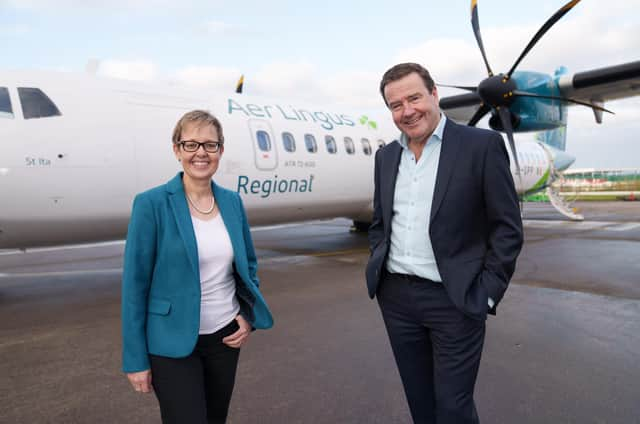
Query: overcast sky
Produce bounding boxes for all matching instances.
[2,0,639,168]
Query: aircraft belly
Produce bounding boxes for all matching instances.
[0,217,129,249]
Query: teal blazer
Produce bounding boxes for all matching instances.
[122,173,273,373]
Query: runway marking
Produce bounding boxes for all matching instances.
[570,221,614,230]
[251,222,310,232]
[251,219,348,232]
[0,240,125,256]
[0,268,122,278]
[260,248,369,264]
[260,255,315,265]
[309,248,369,257]
[523,220,640,232]
[607,222,640,232]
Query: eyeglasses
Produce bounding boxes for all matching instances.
[178,140,224,153]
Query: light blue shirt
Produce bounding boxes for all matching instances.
[386,114,446,281]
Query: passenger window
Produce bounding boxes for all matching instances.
[18,87,61,119]
[325,135,337,154]
[0,87,13,118]
[376,139,386,149]
[282,132,296,152]
[256,130,272,151]
[344,137,355,155]
[361,138,372,156]
[304,134,317,153]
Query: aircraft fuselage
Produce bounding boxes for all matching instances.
[1,71,560,248]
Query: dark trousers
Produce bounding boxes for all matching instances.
[149,320,241,424]
[377,272,486,424]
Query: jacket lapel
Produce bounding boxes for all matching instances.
[166,173,199,278]
[382,141,403,235]
[431,119,462,222]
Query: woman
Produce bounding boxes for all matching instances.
[121,110,273,424]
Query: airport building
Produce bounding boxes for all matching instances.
[556,168,640,192]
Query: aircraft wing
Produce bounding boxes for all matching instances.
[438,92,482,124]
[557,60,640,103]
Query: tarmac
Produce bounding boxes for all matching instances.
[1,201,639,423]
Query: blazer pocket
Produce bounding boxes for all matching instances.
[148,298,171,315]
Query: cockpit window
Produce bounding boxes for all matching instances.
[0,87,13,118]
[18,87,61,119]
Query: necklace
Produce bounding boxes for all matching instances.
[187,193,215,214]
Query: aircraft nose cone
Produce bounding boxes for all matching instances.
[552,149,575,171]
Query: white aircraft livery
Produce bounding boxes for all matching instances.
[0,62,637,248]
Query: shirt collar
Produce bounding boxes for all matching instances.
[399,113,446,149]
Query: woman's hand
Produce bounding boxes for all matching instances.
[127,369,153,393]
[222,315,251,348]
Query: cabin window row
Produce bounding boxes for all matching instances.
[256,130,386,156]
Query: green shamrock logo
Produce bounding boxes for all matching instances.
[359,115,378,130]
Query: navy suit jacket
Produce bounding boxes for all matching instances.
[366,119,523,320]
[122,173,273,373]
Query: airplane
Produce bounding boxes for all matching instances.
[1,0,639,249]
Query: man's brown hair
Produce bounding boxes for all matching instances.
[379,63,435,106]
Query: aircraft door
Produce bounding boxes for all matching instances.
[248,119,278,171]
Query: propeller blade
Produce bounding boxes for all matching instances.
[507,0,581,78]
[471,0,493,76]
[468,103,491,126]
[497,107,521,178]
[512,90,614,113]
[437,83,478,92]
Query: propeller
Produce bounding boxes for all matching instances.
[511,90,613,113]
[471,0,493,77]
[441,0,612,178]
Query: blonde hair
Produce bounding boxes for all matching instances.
[172,110,224,144]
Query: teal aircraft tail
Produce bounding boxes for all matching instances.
[535,125,567,151]
[536,66,570,151]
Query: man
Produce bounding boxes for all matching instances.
[366,63,523,424]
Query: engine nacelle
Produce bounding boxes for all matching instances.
[488,112,521,132]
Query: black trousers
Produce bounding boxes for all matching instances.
[149,320,241,424]
[377,272,486,424]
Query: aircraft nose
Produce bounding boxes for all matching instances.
[552,149,575,171]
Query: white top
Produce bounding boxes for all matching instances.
[191,213,240,334]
